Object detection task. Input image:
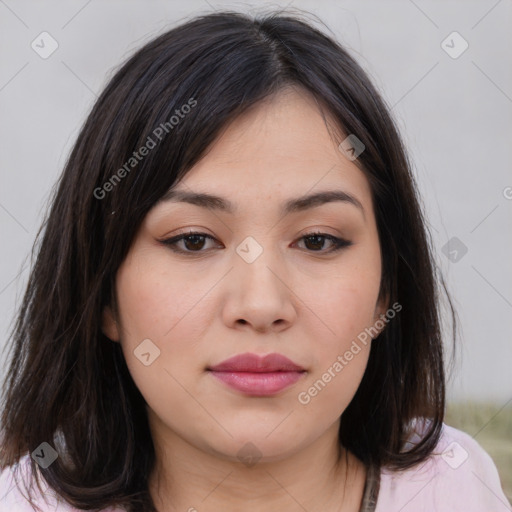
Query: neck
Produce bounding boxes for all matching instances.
[147,415,366,512]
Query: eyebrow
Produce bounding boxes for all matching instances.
[159,189,365,218]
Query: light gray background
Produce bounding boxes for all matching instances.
[1,0,511,404]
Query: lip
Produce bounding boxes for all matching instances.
[207,352,306,396]
[208,352,305,373]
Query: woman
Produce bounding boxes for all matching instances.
[0,10,508,512]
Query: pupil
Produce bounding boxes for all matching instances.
[185,235,205,250]
[306,235,324,251]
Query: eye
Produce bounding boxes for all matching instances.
[160,230,352,254]
[160,231,219,253]
[294,231,352,253]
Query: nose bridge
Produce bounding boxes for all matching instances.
[234,234,284,295]
[223,232,296,330]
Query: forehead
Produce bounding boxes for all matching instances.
[161,87,374,219]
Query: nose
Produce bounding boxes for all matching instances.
[221,242,297,334]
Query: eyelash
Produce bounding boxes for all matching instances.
[160,230,352,255]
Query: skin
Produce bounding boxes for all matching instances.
[102,86,388,512]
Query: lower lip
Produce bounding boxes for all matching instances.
[208,370,305,396]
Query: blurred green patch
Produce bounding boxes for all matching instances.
[446,401,512,505]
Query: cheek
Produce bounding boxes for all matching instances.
[296,282,375,419]
[308,282,374,381]
[296,347,370,427]
[306,256,382,346]
[115,250,208,342]
[113,251,214,396]
[296,253,381,410]
[337,286,379,338]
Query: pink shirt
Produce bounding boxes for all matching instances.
[0,423,509,511]
[374,423,510,511]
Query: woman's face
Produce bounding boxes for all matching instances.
[103,87,388,464]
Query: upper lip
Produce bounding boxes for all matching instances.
[208,352,305,373]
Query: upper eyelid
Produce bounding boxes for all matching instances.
[164,230,343,242]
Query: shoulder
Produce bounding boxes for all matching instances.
[0,454,124,512]
[375,420,511,512]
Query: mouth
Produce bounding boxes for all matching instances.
[206,352,307,396]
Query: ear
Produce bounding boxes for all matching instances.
[101,305,120,342]
[374,293,389,318]
[372,290,390,338]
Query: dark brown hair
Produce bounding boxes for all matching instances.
[0,9,456,512]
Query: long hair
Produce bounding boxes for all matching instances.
[0,10,456,512]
